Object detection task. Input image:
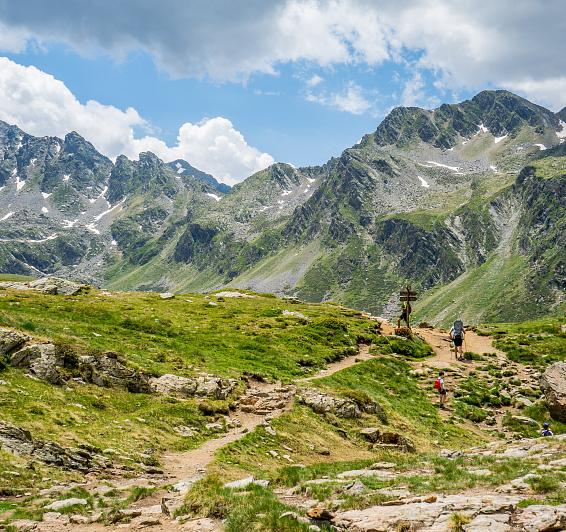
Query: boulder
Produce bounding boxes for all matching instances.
[224,476,269,489]
[44,498,88,511]
[28,277,89,295]
[159,292,175,299]
[79,352,151,393]
[509,416,539,427]
[360,427,381,443]
[0,328,30,356]
[149,373,237,399]
[298,389,384,419]
[541,362,566,422]
[10,343,55,367]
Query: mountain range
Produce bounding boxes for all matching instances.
[1,89,565,325]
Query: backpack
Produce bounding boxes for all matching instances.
[453,320,464,340]
[434,378,442,390]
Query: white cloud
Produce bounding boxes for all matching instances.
[501,77,566,111]
[306,74,323,87]
[0,1,564,108]
[307,81,372,115]
[0,57,273,184]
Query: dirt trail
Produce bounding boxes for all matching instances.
[415,327,506,369]
[36,345,375,531]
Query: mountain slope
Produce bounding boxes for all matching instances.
[1,90,565,323]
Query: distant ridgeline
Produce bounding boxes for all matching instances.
[0,90,565,324]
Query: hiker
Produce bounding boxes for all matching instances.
[449,319,465,359]
[434,371,447,409]
[541,422,553,437]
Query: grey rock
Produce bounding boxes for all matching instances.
[0,327,29,355]
[149,373,237,399]
[541,362,566,422]
[359,427,381,443]
[28,277,89,295]
[298,389,385,420]
[224,476,269,489]
[510,415,539,427]
[79,351,151,393]
[159,292,175,299]
[44,497,88,511]
[0,419,98,471]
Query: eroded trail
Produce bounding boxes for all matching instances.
[35,346,374,531]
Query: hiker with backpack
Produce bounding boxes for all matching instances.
[434,371,447,409]
[450,320,465,359]
[541,422,553,437]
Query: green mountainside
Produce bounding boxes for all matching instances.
[1,90,565,324]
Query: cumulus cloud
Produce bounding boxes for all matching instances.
[306,74,323,87]
[307,81,372,115]
[0,0,563,109]
[0,57,273,184]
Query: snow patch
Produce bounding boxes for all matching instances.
[494,135,507,144]
[557,120,566,139]
[417,176,430,188]
[533,143,547,150]
[422,161,460,172]
[1,212,14,221]
[277,200,284,205]
[41,207,48,214]
[13,169,25,191]
[0,233,60,244]
[15,140,23,151]
[489,165,498,173]
[306,178,315,184]
[477,123,489,133]
[63,174,70,182]
[206,193,221,202]
[281,190,291,196]
[111,240,117,246]
[177,167,184,174]
[94,199,125,222]
[41,192,51,199]
[259,206,271,212]
[53,143,61,154]
[29,158,37,166]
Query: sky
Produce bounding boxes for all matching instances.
[0,0,565,185]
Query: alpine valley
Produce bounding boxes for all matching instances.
[1,90,565,326]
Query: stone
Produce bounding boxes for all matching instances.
[283,310,309,321]
[463,513,510,531]
[12,344,65,385]
[181,518,220,531]
[541,362,566,422]
[279,511,310,525]
[28,277,89,295]
[0,420,97,471]
[512,504,566,531]
[298,389,385,420]
[149,373,237,399]
[510,416,539,427]
[160,292,175,299]
[307,507,334,520]
[44,497,88,511]
[0,328,30,356]
[8,520,38,531]
[79,352,152,393]
[514,395,533,409]
[224,476,269,489]
[213,291,255,299]
[333,494,522,531]
[359,427,381,443]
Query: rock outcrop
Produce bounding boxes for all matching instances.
[540,362,566,421]
[79,352,152,393]
[297,388,385,420]
[0,328,30,356]
[0,420,103,472]
[149,373,237,400]
[0,277,89,296]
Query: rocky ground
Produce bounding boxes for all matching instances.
[2,309,566,531]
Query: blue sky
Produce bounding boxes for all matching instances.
[0,1,564,184]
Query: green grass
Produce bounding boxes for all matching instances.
[479,316,566,368]
[0,288,382,494]
[0,274,35,282]
[181,477,319,532]
[0,289,378,380]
